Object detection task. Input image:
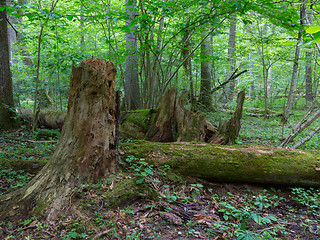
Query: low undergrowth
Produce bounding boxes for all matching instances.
[0,117,320,239]
[1,152,320,239]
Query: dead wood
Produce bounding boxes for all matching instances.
[210,91,245,145]
[123,141,320,187]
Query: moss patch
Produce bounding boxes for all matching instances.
[120,109,156,139]
[103,177,158,208]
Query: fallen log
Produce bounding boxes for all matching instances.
[122,141,320,187]
[19,108,66,129]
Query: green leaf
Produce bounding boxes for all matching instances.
[136,178,144,184]
[145,169,154,175]
[283,40,297,46]
[314,32,320,44]
[0,6,5,11]
[306,26,320,34]
[68,231,78,239]
[67,15,73,21]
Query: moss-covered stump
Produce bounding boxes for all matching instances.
[120,109,156,139]
[121,141,320,186]
[102,177,158,208]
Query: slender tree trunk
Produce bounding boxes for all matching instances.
[0,0,19,130]
[305,9,313,104]
[223,14,236,103]
[284,1,306,120]
[248,53,254,98]
[32,0,60,131]
[199,31,213,108]
[124,0,140,110]
[181,17,194,104]
[0,59,118,220]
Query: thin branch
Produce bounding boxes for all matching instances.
[0,11,18,34]
[211,69,248,93]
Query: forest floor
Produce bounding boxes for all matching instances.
[1,110,320,239]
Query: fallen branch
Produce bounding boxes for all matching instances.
[211,69,248,94]
[92,228,114,240]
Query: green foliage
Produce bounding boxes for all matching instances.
[0,166,32,195]
[290,188,320,217]
[33,129,60,140]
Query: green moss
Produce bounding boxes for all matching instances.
[103,177,158,208]
[123,109,154,132]
[120,109,157,139]
[33,200,47,215]
[122,141,320,186]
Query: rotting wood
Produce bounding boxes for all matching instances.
[0,59,118,220]
[122,140,320,187]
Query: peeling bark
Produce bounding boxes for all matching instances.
[0,59,118,219]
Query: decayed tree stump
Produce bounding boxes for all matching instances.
[210,91,245,145]
[147,88,208,142]
[0,59,118,219]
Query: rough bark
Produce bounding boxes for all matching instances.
[211,91,245,145]
[123,141,320,187]
[0,59,118,219]
[124,0,140,110]
[0,0,19,130]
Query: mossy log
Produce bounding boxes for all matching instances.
[122,140,320,187]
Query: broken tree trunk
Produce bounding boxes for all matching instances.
[0,59,118,219]
[146,88,208,142]
[122,141,320,187]
[211,91,245,145]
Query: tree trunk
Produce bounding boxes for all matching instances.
[0,59,118,220]
[0,0,19,130]
[211,91,245,145]
[146,88,209,142]
[124,0,140,110]
[284,1,306,120]
[223,14,236,103]
[123,141,320,187]
[199,30,213,108]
